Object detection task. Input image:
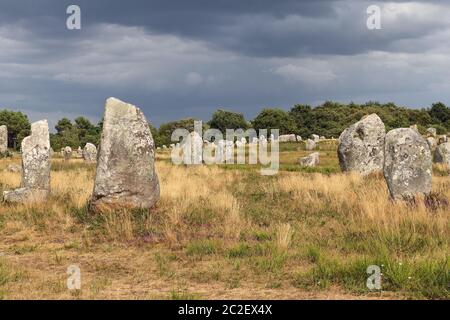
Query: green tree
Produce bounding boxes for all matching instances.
[51,116,101,150]
[289,104,315,137]
[74,116,99,147]
[0,109,31,149]
[208,109,249,134]
[148,122,162,147]
[55,118,73,134]
[429,102,450,130]
[251,108,297,135]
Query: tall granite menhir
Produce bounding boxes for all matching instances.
[3,120,51,203]
[90,98,160,211]
[338,114,385,175]
[383,128,432,200]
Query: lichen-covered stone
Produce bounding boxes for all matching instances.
[299,152,319,167]
[338,114,385,175]
[426,127,437,137]
[426,137,437,152]
[82,143,97,162]
[90,98,160,211]
[305,139,316,150]
[3,120,50,203]
[0,125,7,154]
[279,134,296,142]
[63,146,72,161]
[434,142,450,165]
[383,128,432,200]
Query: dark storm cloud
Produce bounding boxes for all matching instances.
[2,0,447,57]
[1,0,450,129]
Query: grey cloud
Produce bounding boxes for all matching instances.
[1,0,450,129]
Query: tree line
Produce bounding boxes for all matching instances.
[1,101,449,150]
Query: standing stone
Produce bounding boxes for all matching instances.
[215,140,225,163]
[279,134,296,142]
[426,127,437,137]
[191,132,203,165]
[296,135,302,142]
[311,134,320,142]
[438,135,448,145]
[434,142,450,165]
[182,132,203,165]
[3,120,50,203]
[305,139,316,150]
[63,146,72,161]
[426,137,437,152]
[337,114,385,175]
[225,140,234,162]
[82,143,97,162]
[383,128,432,200]
[0,125,7,154]
[299,152,319,167]
[90,97,160,211]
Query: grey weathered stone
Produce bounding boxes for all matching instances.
[0,125,7,154]
[279,134,296,142]
[426,127,437,137]
[90,97,160,211]
[82,143,97,162]
[434,142,450,165]
[215,140,225,163]
[3,120,50,203]
[311,134,320,142]
[438,135,447,145]
[225,140,233,162]
[337,114,385,175]
[296,135,302,142]
[63,146,72,161]
[182,131,203,165]
[383,128,432,200]
[426,137,437,152]
[299,152,319,167]
[305,139,316,150]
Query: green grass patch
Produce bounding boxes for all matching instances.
[186,239,221,257]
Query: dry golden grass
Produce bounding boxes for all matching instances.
[0,152,448,300]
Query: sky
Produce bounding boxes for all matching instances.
[1,0,450,129]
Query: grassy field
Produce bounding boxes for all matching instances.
[0,142,448,300]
